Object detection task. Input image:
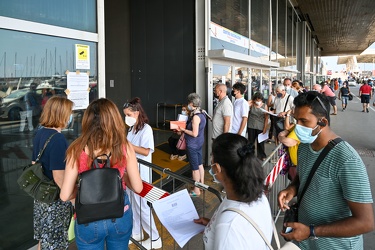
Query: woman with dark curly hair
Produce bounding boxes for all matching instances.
[194,133,273,249]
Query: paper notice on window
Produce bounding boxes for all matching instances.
[152,189,205,248]
[67,72,89,110]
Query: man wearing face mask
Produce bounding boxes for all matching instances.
[283,78,299,98]
[230,83,249,137]
[273,84,294,137]
[278,91,374,250]
[212,83,233,140]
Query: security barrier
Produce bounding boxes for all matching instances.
[130,144,287,249]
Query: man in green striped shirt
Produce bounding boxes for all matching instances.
[278,91,374,249]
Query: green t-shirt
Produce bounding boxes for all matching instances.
[297,141,373,250]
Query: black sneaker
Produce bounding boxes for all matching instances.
[367,108,369,113]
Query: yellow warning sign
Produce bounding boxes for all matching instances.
[75,44,90,69]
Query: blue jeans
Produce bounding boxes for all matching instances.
[75,193,133,250]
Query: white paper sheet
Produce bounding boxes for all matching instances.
[177,114,188,122]
[259,108,278,116]
[258,130,269,143]
[152,189,205,248]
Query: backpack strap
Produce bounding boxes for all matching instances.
[92,153,111,169]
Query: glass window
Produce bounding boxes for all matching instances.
[0,29,98,121]
[305,27,311,73]
[271,0,278,62]
[286,2,293,68]
[210,0,249,54]
[277,0,287,66]
[0,0,97,32]
[250,0,270,58]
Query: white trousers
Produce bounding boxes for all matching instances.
[19,110,33,131]
[127,188,160,240]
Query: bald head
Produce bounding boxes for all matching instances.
[214,83,228,100]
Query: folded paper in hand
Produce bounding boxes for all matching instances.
[170,121,186,130]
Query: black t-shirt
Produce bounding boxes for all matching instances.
[340,87,349,96]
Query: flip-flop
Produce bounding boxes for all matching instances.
[189,191,200,197]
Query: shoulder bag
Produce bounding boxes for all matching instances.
[176,133,186,150]
[75,153,124,224]
[282,138,343,235]
[223,208,300,250]
[275,95,291,132]
[17,132,60,204]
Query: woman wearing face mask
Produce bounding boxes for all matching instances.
[123,97,162,249]
[194,133,273,249]
[247,92,269,160]
[168,105,189,160]
[32,96,74,250]
[178,93,207,197]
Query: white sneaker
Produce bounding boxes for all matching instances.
[141,237,162,250]
[129,231,144,244]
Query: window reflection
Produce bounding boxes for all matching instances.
[0,0,97,32]
[0,29,98,124]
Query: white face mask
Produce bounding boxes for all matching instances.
[181,111,187,115]
[125,116,136,127]
[255,101,262,106]
[285,86,291,90]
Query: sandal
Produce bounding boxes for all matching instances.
[189,191,200,197]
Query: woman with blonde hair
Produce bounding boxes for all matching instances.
[32,96,74,249]
[60,98,143,249]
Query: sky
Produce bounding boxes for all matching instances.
[322,43,375,73]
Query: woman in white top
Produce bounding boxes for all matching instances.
[123,97,162,249]
[194,133,273,250]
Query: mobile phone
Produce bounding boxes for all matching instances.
[284,227,293,234]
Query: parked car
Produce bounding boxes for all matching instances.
[0,88,42,121]
[348,79,357,86]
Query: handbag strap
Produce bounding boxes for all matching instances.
[282,95,291,113]
[223,208,279,250]
[35,132,58,162]
[297,137,343,205]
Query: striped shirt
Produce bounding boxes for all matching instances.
[297,141,373,250]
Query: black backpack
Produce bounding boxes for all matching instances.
[75,154,124,224]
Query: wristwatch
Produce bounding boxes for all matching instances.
[309,224,318,240]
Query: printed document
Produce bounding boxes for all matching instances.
[153,189,205,248]
[258,130,269,143]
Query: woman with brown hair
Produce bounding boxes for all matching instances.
[123,97,162,249]
[32,96,74,249]
[60,98,143,249]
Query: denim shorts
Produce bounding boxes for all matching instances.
[341,96,348,105]
[75,192,133,250]
[187,146,203,170]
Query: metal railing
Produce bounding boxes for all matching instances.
[129,159,223,250]
[131,143,288,249]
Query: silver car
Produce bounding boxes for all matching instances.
[0,88,34,120]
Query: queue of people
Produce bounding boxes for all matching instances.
[26,78,374,250]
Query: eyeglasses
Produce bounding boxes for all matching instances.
[306,93,328,116]
[123,102,136,109]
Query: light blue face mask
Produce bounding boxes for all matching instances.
[209,166,219,183]
[294,124,322,144]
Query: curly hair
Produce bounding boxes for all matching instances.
[212,133,264,203]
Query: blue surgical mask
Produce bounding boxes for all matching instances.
[181,111,187,115]
[187,105,193,111]
[277,93,283,98]
[209,166,219,183]
[294,124,322,144]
